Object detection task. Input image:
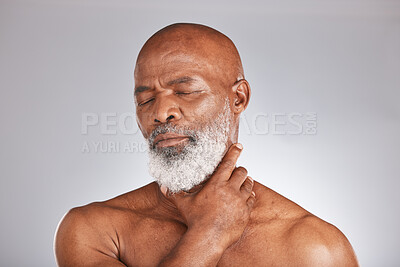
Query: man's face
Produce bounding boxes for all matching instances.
[144,99,232,193]
[134,47,232,144]
[134,46,235,192]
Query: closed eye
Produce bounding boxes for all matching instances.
[176,90,202,95]
[139,98,154,106]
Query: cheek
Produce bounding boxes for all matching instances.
[136,110,151,138]
[183,96,224,123]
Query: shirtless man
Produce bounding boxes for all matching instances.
[55,23,358,266]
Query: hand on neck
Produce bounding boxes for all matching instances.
[155,180,207,225]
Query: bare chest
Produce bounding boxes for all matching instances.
[118,217,286,267]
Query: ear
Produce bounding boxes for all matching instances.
[232,79,251,114]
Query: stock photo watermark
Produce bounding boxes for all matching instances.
[80,112,317,153]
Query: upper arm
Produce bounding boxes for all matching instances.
[287,215,359,267]
[54,206,126,267]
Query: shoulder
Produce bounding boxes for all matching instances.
[55,183,155,240]
[55,190,141,237]
[54,202,123,266]
[54,183,156,266]
[54,199,135,262]
[251,182,358,266]
[55,200,129,237]
[284,214,359,266]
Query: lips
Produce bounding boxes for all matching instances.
[153,133,191,148]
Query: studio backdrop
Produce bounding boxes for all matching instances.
[0,0,399,266]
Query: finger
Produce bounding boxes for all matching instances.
[247,191,256,208]
[212,143,243,182]
[240,176,254,197]
[229,166,248,190]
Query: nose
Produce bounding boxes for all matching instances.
[153,95,182,124]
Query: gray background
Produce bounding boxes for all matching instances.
[1,0,399,266]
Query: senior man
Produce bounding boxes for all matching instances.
[55,23,358,266]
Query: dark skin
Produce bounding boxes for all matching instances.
[55,23,359,266]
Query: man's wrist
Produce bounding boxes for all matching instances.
[186,225,229,253]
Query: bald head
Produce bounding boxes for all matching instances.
[134,23,251,148]
[135,23,244,89]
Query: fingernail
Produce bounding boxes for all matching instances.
[160,185,167,195]
[235,143,243,150]
[252,191,256,197]
[248,176,253,182]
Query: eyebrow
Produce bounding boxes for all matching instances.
[134,85,151,95]
[134,76,196,95]
[167,76,196,86]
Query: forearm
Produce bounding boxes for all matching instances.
[158,227,226,267]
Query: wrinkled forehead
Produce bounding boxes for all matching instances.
[134,32,238,87]
[134,48,217,83]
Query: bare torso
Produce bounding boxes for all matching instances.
[58,181,357,266]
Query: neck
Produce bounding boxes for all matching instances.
[153,181,207,225]
[151,139,237,223]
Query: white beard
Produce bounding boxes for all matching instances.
[146,99,231,193]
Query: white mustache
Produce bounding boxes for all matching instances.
[148,124,197,148]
